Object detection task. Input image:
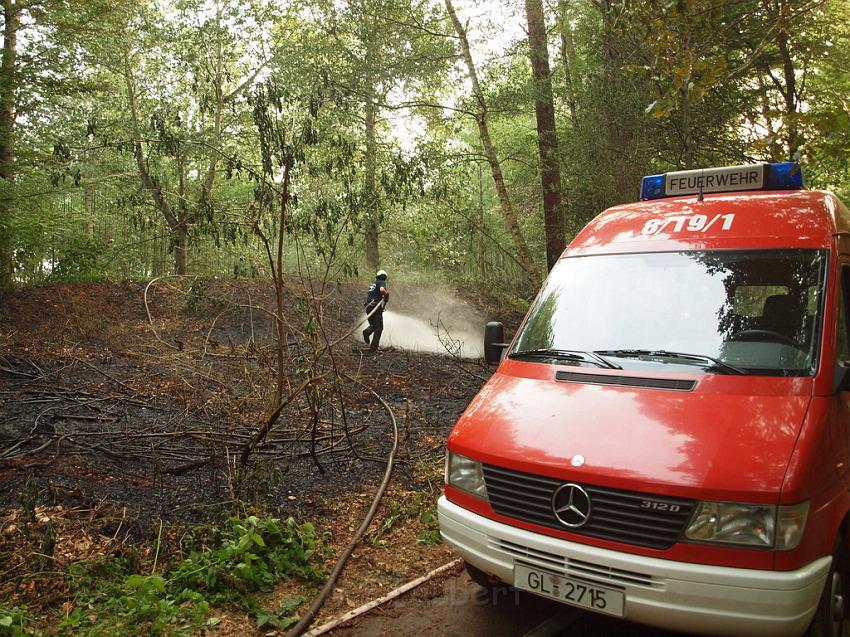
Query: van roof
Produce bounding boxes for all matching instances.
[564,190,850,257]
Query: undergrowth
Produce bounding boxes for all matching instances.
[1,516,324,637]
[364,492,442,548]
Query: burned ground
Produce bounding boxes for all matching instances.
[0,278,495,630]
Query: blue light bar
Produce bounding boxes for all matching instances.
[640,162,804,200]
[765,161,804,190]
[640,174,665,200]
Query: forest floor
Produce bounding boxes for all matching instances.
[0,277,502,635]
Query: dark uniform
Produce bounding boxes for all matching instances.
[362,275,388,351]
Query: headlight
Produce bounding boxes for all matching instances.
[446,452,488,500]
[686,502,775,547]
[685,501,808,549]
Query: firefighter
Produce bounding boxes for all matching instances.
[362,269,389,352]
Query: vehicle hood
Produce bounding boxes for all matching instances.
[448,365,813,500]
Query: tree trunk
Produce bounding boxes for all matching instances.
[755,75,784,161]
[444,0,541,289]
[525,0,565,272]
[175,152,189,275]
[557,0,579,130]
[364,99,379,271]
[273,163,291,411]
[754,0,801,162]
[594,0,633,202]
[477,164,485,279]
[776,28,799,160]
[175,225,188,275]
[83,185,94,235]
[679,81,694,168]
[124,45,198,276]
[0,0,20,287]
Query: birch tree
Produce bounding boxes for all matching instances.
[444,0,541,289]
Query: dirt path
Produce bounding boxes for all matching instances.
[326,571,680,637]
[332,571,850,637]
[328,571,562,637]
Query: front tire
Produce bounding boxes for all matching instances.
[805,539,847,637]
[464,561,505,590]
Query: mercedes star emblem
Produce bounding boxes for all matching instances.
[551,483,591,528]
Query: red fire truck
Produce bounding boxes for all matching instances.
[439,163,850,636]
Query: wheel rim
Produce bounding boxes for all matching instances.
[829,570,844,635]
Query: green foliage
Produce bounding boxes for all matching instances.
[17,477,39,523]
[0,607,32,637]
[58,573,210,637]
[54,516,322,636]
[417,508,442,546]
[49,235,107,283]
[169,516,323,606]
[254,596,304,630]
[1,0,849,294]
[183,280,207,312]
[365,493,443,547]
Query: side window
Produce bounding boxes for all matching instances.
[838,268,850,363]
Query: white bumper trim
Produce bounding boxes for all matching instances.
[438,496,830,637]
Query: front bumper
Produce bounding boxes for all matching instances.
[438,496,830,637]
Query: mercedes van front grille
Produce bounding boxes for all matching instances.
[554,371,696,391]
[483,464,695,550]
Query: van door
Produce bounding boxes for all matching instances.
[832,265,850,480]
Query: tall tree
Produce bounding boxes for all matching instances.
[750,0,832,161]
[592,0,635,198]
[444,0,541,289]
[525,0,564,271]
[624,1,754,168]
[0,0,138,286]
[115,0,266,274]
[557,0,580,130]
[0,0,19,286]
[312,0,452,272]
[801,0,850,191]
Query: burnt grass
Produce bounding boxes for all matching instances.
[0,278,493,541]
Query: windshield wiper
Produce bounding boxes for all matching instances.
[509,348,621,370]
[594,349,747,375]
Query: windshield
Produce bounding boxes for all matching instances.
[511,249,827,376]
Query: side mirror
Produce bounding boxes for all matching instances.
[484,321,509,365]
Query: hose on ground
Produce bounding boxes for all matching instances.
[286,373,399,637]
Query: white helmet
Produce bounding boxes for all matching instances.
[376,269,388,280]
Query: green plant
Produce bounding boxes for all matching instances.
[183,280,206,312]
[66,555,136,598]
[0,606,32,637]
[119,575,210,635]
[55,516,323,635]
[366,497,411,546]
[255,596,304,630]
[417,508,442,546]
[170,516,323,606]
[17,476,39,531]
[49,234,107,282]
[366,493,443,547]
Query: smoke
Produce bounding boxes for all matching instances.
[356,284,487,358]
